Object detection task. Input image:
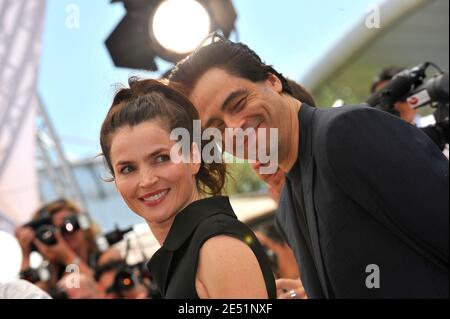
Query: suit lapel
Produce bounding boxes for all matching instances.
[300,106,331,298]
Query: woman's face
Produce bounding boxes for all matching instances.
[110,120,200,227]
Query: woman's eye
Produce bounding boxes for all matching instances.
[120,165,134,174]
[155,154,170,163]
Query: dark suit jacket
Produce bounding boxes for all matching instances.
[277,104,449,298]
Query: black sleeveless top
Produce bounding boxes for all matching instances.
[147,196,276,299]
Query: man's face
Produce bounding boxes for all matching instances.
[188,68,286,162]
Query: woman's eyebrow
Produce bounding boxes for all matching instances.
[114,147,169,166]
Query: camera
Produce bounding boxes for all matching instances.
[107,266,137,294]
[95,260,138,296]
[19,266,50,284]
[367,62,448,112]
[24,213,91,247]
[95,226,133,252]
[366,62,449,149]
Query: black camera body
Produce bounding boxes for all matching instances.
[96,226,133,252]
[24,213,57,247]
[367,63,449,149]
[24,213,91,247]
[20,266,51,284]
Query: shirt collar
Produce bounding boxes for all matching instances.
[162,196,236,251]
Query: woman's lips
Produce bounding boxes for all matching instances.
[140,189,170,207]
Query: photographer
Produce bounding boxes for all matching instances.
[95,248,149,299]
[371,67,421,125]
[15,199,100,291]
[369,65,449,155]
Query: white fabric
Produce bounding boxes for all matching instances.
[0,280,51,299]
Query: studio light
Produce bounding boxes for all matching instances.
[152,0,211,55]
[106,0,237,71]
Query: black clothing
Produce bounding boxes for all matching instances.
[147,196,276,299]
[277,104,449,298]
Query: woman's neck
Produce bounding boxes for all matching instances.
[149,188,201,246]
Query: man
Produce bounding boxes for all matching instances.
[95,248,149,299]
[370,67,419,124]
[169,37,449,298]
[371,67,449,157]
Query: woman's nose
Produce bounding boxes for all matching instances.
[138,168,159,188]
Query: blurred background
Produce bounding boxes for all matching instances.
[0,0,448,297]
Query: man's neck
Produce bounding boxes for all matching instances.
[279,97,301,173]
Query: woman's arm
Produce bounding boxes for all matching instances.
[195,235,268,299]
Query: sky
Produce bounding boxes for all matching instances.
[38,0,376,161]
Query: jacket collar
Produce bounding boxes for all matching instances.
[162,196,236,251]
[287,103,316,182]
[284,103,332,297]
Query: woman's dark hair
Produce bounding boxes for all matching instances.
[169,40,315,105]
[100,77,226,196]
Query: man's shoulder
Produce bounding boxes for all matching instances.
[310,104,402,166]
[310,105,374,148]
[313,104,380,128]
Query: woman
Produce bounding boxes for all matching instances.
[99,78,276,299]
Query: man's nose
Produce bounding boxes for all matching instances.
[224,114,245,130]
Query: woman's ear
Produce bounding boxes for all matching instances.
[266,73,283,93]
[190,142,201,175]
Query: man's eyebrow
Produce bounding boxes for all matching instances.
[221,89,248,113]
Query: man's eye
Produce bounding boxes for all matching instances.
[232,97,247,114]
[155,154,170,163]
[120,165,134,174]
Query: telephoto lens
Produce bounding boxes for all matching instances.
[106,265,137,295]
[61,214,91,235]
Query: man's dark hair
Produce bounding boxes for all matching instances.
[169,40,320,104]
[370,66,406,93]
